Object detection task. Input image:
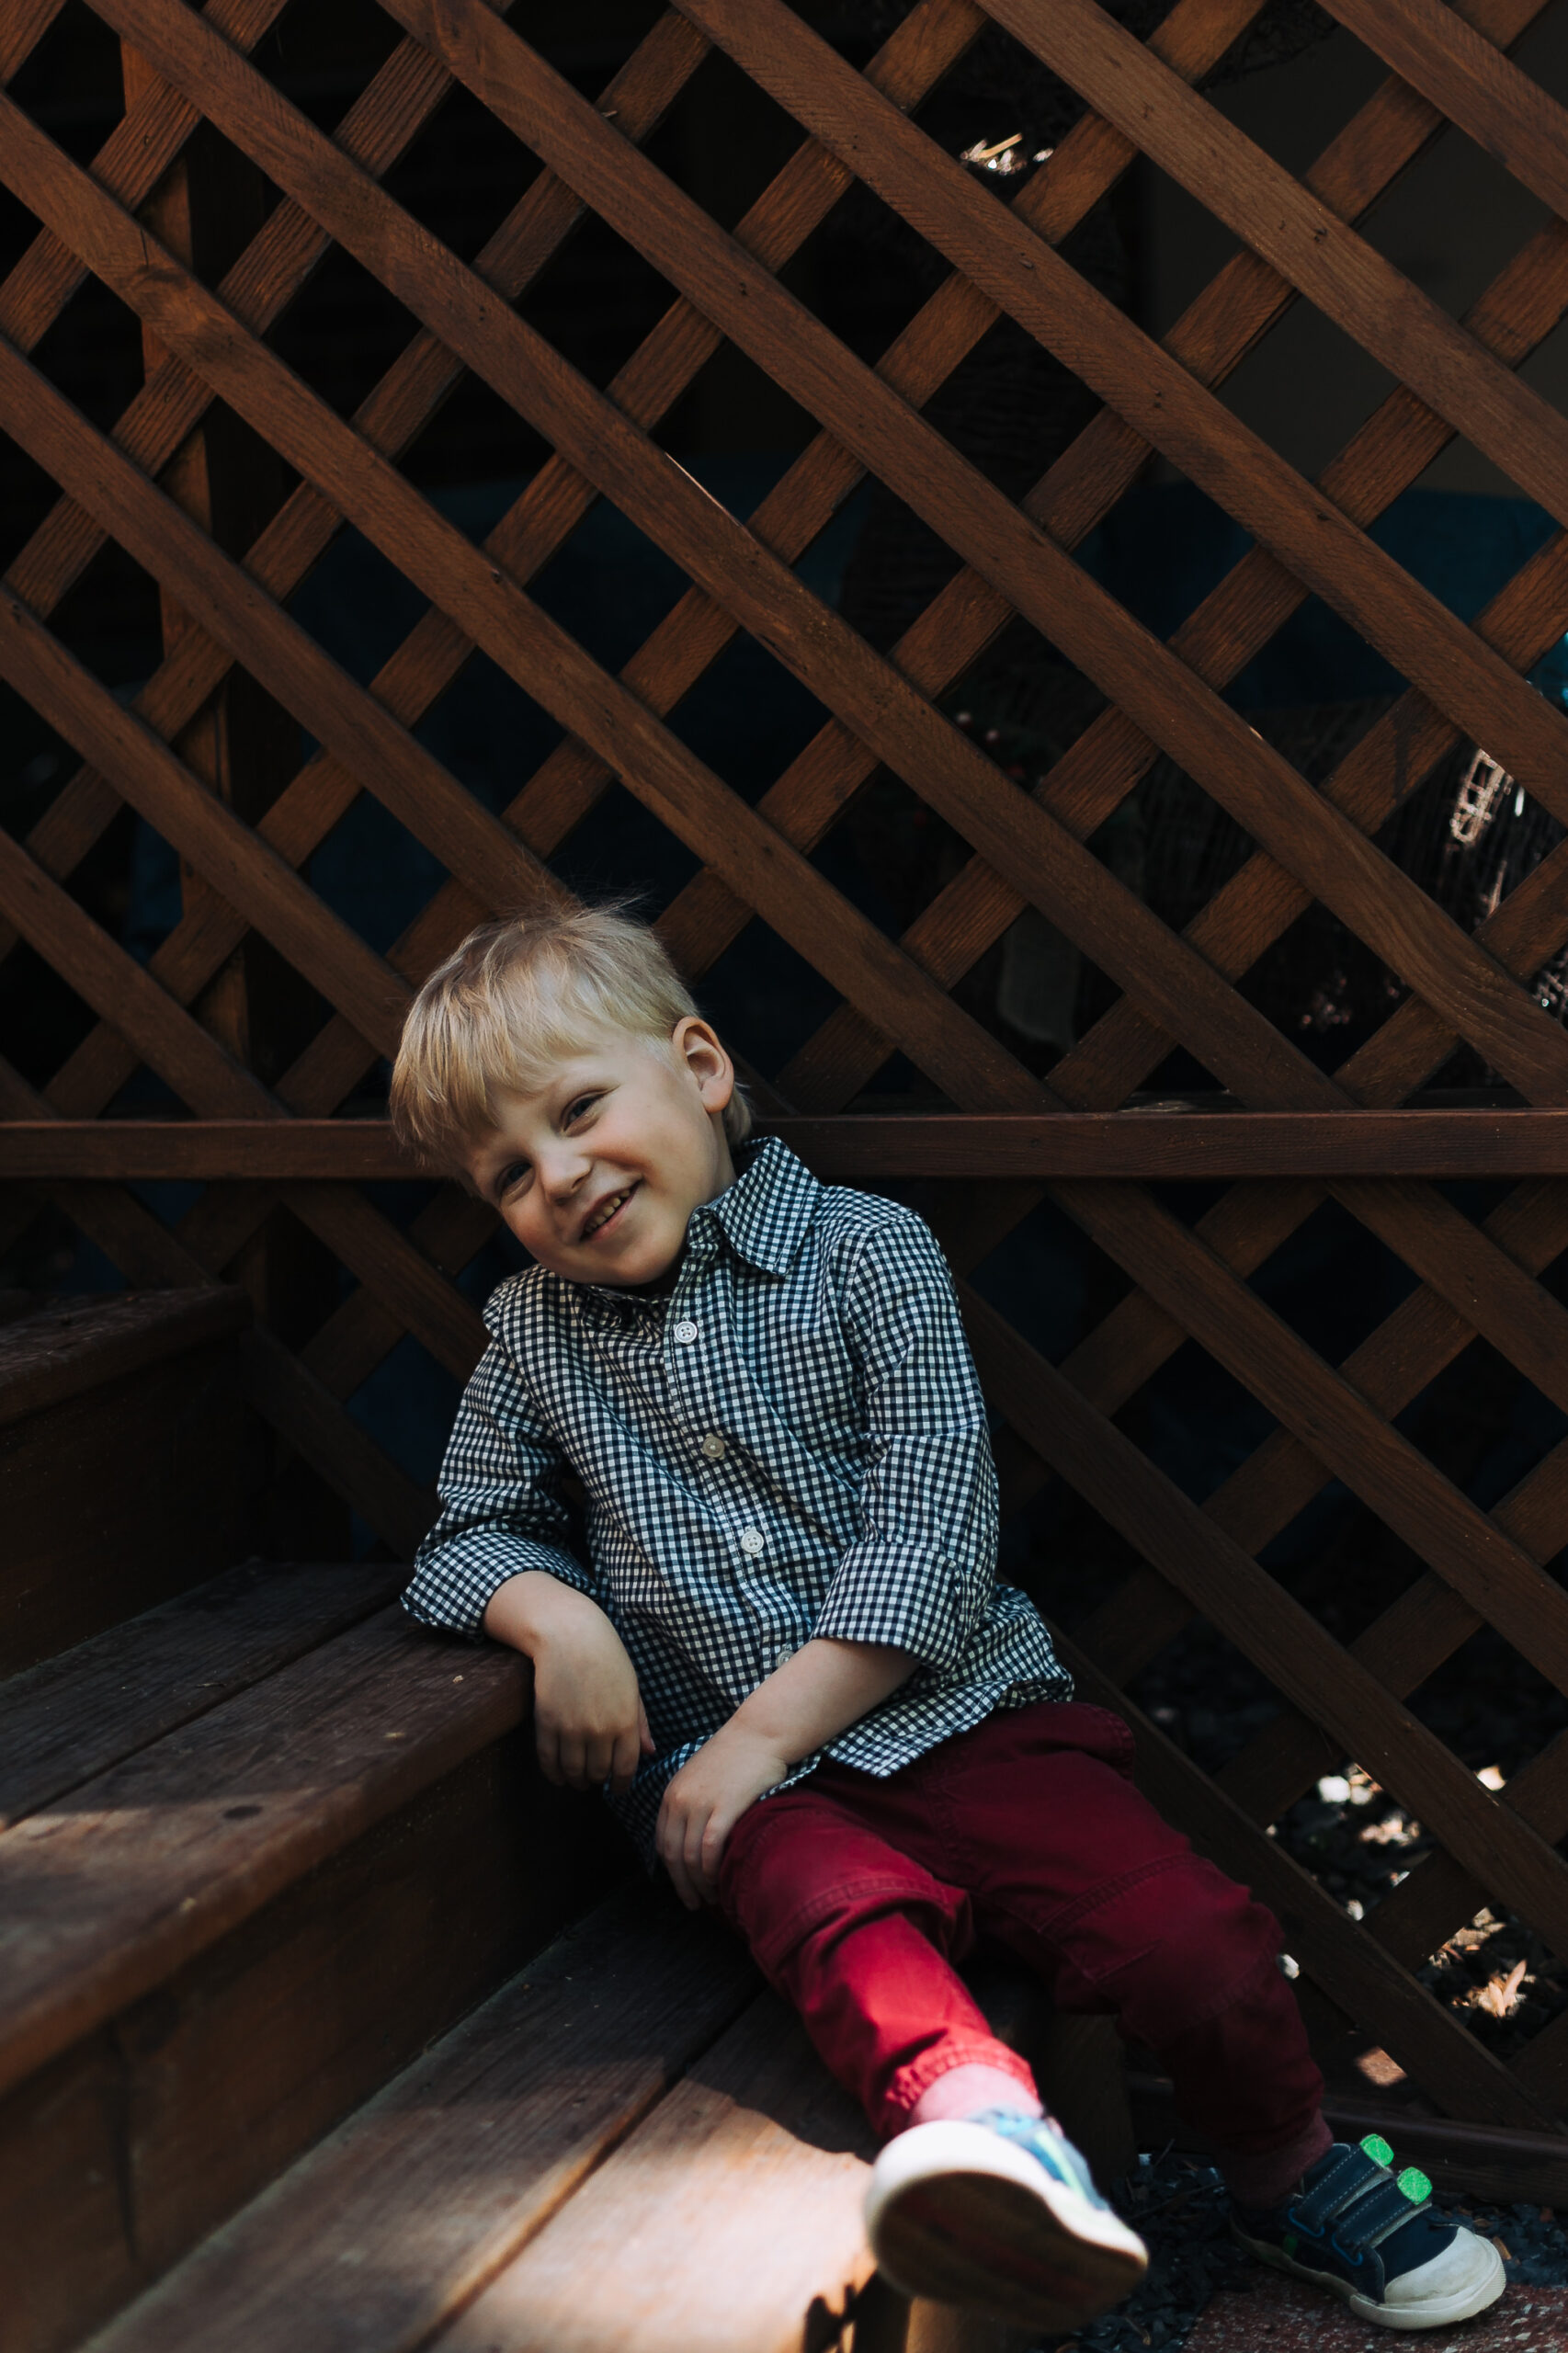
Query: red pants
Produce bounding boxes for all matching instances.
[719,1700,1325,2163]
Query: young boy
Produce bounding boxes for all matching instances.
[392,904,1505,2336]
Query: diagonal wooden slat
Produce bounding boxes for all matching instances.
[22,0,978,1137]
[121,0,1542,1265]
[0,339,572,926]
[1053,1627,1552,2129]
[358,0,1568,1099]
[136,0,1278,1178]
[0,87,1110,1115]
[961,1282,1567,2120]
[0,6,711,967]
[1309,0,1568,234]
[988,0,1568,521]
[7,0,1568,2134]
[0,799,483,1377]
[58,0,1462,1135]
[0,0,65,80]
[677,0,1568,817]
[0,594,410,1055]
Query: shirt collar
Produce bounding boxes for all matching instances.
[689,1133,819,1279]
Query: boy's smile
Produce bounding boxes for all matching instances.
[467,1018,737,1288]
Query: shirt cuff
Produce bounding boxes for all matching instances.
[812,1543,983,1674]
[402,1540,597,1640]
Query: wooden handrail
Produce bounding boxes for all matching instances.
[5,1111,1568,1180]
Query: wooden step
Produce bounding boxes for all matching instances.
[78,1886,763,2353]
[1,1557,405,1830]
[75,1886,1031,2353]
[0,1289,263,1672]
[0,1571,624,2353]
[68,1897,1130,2353]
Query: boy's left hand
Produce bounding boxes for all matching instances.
[656,1722,790,1909]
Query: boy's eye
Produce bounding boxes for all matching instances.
[563,1093,600,1125]
[498,1160,529,1197]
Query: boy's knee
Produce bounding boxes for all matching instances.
[1057,1856,1285,2039]
[720,1800,962,1977]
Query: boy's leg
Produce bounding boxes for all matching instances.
[719,1765,1150,2334]
[889,1699,1328,2187]
[717,1772,1038,2140]
[921,1700,1504,2330]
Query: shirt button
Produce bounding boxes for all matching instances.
[739,1528,766,1556]
[700,1432,727,1461]
[673,1319,699,1346]
[772,1644,794,1671]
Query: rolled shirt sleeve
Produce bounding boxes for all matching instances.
[810,1213,998,1673]
[403,1325,597,1638]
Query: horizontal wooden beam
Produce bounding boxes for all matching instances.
[5,1113,1568,1182]
[1127,2076,1568,2202]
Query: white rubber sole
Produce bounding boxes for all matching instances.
[1233,2219,1508,2330]
[865,2120,1148,2332]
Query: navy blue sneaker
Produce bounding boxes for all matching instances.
[866,2108,1147,2331]
[1232,2135,1506,2330]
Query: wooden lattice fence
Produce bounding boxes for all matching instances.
[6,0,1568,2144]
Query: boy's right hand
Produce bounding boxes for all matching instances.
[483,1571,653,1795]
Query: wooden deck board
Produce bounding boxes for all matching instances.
[81,1887,758,2353]
[0,1560,405,1829]
[437,1988,877,2353]
[0,1613,528,2097]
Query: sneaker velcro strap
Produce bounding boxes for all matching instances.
[1329,2177,1428,2252]
[1293,2148,1382,2233]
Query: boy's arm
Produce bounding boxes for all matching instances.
[407,1331,651,1795]
[484,1571,653,1794]
[657,1635,915,1906]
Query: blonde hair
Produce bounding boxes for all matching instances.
[390,904,752,1169]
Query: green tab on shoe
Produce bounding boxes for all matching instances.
[1359,2133,1395,2168]
[1397,2165,1433,2204]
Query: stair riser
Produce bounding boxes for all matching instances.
[0,1734,623,2353]
[1,1340,265,1674]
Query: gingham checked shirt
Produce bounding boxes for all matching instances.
[404,1135,1070,1862]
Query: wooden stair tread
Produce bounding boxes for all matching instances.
[0,1290,248,1428]
[0,1559,405,1830]
[0,1612,528,2098]
[438,1986,877,2353]
[82,1887,760,2353]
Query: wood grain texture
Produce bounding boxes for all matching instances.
[0,88,1025,1121]
[985,0,1568,526]
[0,1560,406,1829]
[12,1110,1568,1180]
[0,1609,527,2096]
[1,1740,620,2353]
[40,0,1392,1129]
[366,0,1568,1099]
[84,1888,758,2353]
[0,1287,245,1424]
[437,1990,876,2353]
[678,0,1568,820]
[6,6,710,1036]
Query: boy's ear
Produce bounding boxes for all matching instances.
[673,1017,734,1115]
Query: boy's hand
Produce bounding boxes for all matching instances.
[656,1722,790,1909]
[484,1571,653,1794]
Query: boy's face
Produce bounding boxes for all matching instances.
[466,1017,738,1288]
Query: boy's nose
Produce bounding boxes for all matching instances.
[540,1147,591,1201]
